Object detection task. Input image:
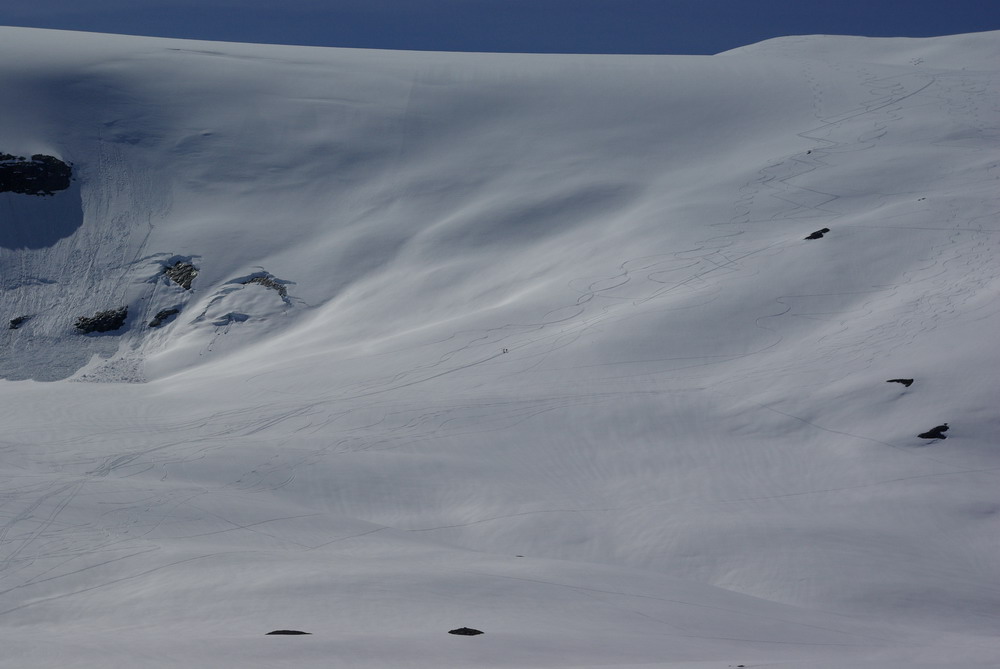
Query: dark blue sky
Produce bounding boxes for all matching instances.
[2,0,998,54]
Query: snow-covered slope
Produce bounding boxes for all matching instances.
[1,27,998,667]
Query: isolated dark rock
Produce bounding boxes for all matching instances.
[804,227,830,240]
[164,261,198,290]
[448,627,484,636]
[887,378,914,387]
[0,153,72,196]
[918,423,949,440]
[9,315,29,330]
[75,307,128,333]
[265,630,311,635]
[148,308,180,328]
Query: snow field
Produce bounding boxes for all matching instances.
[1,27,999,667]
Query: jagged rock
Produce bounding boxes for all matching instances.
[9,315,29,330]
[243,275,287,297]
[265,630,311,635]
[448,627,484,636]
[0,153,72,196]
[887,378,914,387]
[918,423,949,440]
[75,307,128,333]
[805,227,830,240]
[148,308,180,328]
[164,261,198,290]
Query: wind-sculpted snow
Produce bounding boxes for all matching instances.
[1,26,999,668]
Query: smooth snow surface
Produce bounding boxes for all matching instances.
[1,27,999,667]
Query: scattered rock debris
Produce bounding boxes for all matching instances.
[918,423,949,440]
[148,308,180,328]
[265,630,311,635]
[0,153,72,195]
[887,378,914,387]
[74,307,128,333]
[448,627,484,636]
[164,261,198,290]
[804,227,830,240]
[242,274,287,297]
[9,315,29,330]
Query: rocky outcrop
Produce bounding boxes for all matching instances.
[75,307,128,333]
[0,153,72,196]
[164,261,198,290]
[887,378,914,387]
[9,315,29,330]
[148,308,180,328]
[805,227,830,240]
[243,274,287,297]
[448,627,484,636]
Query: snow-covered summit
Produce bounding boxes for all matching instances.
[1,27,998,667]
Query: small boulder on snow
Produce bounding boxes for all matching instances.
[918,423,949,440]
[265,630,311,635]
[448,627,484,636]
[805,227,830,240]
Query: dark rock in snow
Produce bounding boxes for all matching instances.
[265,630,311,635]
[149,308,180,328]
[243,274,288,297]
[164,261,198,290]
[75,307,128,333]
[448,627,484,636]
[0,153,72,196]
[9,315,29,330]
[804,228,830,240]
[918,423,949,440]
[887,378,914,387]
